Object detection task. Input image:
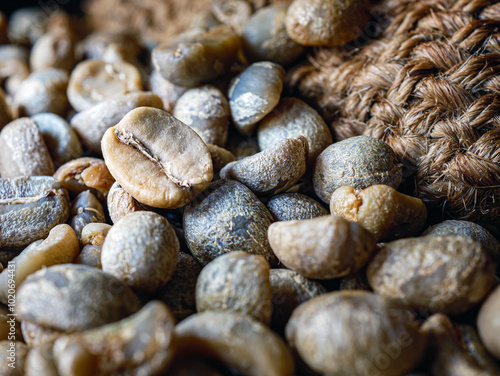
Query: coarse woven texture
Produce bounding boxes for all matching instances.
[287,0,500,233]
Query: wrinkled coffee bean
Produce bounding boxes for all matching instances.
[155,252,202,322]
[53,301,176,376]
[70,191,106,240]
[220,136,307,195]
[0,176,69,249]
[67,59,143,112]
[0,224,79,304]
[266,193,328,221]
[102,107,213,209]
[478,285,500,359]
[258,97,332,165]
[176,311,294,376]
[173,84,229,146]
[242,3,305,65]
[367,235,496,314]
[106,181,146,224]
[184,179,277,265]
[13,68,69,117]
[196,251,272,323]
[29,31,76,72]
[70,91,163,154]
[32,113,82,166]
[286,291,425,376]
[152,25,241,88]
[0,117,54,178]
[314,135,402,203]
[330,185,427,241]
[268,215,376,279]
[102,211,180,293]
[18,264,140,331]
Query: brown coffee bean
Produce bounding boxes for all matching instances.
[207,144,237,177]
[0,224,79,304]
[152,25,241,88]
[0,176,69,249]
[0,88,12,131]
[13,69,69,117]
[67,59,143,112]
[257,97,332,165]
[53,301,176,376]
[220,136,307,195]
[270,268,326,332]
[106,181,146,224]
[70,91,163,154]
[367,235,496,314]
[286,291,425,376]
[242,3,305,65]
[30,31,76,72]
[70,191,106,241]
[54,157,115,198]
[266,193,328,221]
[184,179,277,265]
[102,211,180,293]
[101,107,213,209]
[173,85,229,146]
[155,252,202,322]
[75,245,102,269]
[330,185,427,241]
[196,251,271,323]
[0,340,28,376]
[478,285,500,360]
[32,113,82,166]
[0,117,54,178]
[176,311,294,376]
[17,264,140,331]
[268,215,376,279]
[314,136,402,203]
[339,269,372,291]
[285,0,370,46]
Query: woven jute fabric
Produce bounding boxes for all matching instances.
[288,0,500,234]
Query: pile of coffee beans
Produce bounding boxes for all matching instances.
[0,1,499,375]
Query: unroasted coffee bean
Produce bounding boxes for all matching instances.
[25,341,59,376]
[227,132,261,160]
[70,91,163,154]
[207,144,237,177]
[0,224,79,304]
[148,69,189,113]
[0,340,28,376]
[29,31,76,72]
[423,219,500,266]
[184,179,277,265]
[268,215,376,279]
[13,69,69,117]
[0,45,30,97]
[155,252,202,322]
[173,85,229,146]
[285,0,370,46]
[212,0,253,33]
[258,97,332,165]
[220,136,307,195]
[54,157,115,197]
[0,176,69,249]
[78,31,142,61]
[422,313,500,376]
[22,321,63,347]
[270,268,326,331]
[228,61,285,135]
[8,7,48,44]
[196,251,271,323]
[176,311,294,376]
[0,117,54,178]
[32,113,82,166]
[340,270,372,291]
[81,223,112,247]
[75,245,102,269]
[286,291,425,376]
[102,211,180,292]
[367,235,496,314]
[106,181,146,224]
[17,264,140,331]
[314,136,402,203]
[152,25,241,88]
[266,193,328,221]
[478,285,500,359]
[67,59,143,112]
[242,4,305,65]
[330,185,427,241]
[102,107,213,208]
[70,191,106,240]
[53,301,176,376]
[0,88,12,130]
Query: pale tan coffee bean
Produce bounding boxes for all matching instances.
[106,181,146,224]
[101,107,213,209]
[478,285,500,360]
[30,31,76,72]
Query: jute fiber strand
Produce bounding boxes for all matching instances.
[287,0,500,233]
